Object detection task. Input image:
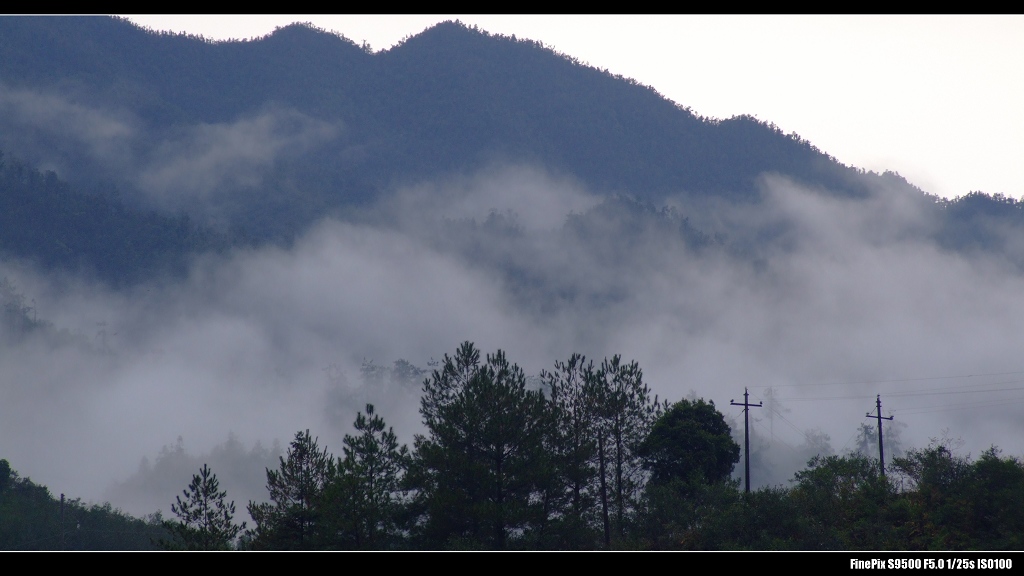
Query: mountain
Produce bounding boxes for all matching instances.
[0,18,907,236]
[0,16,1021,280]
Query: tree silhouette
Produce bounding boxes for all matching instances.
[411,342,548,549]
[162,464,243,550]
[247,430,333,549]
[323,404,410,549]
[639,398,739,488]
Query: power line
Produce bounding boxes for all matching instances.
[767,380,1024,402]
[751,391,832,454]
[894,396,1024,416]
[886,381,1024,397]
[747,369,1024,390]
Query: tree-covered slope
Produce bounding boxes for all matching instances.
[0,151,228,285]
[0,458,166,550]
[0,16,1020,280]
[0,17,898,230]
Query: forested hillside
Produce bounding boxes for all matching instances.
[0,151,229,285]
[0,17,1019,271]
[0,17,916,243]
[0,459,167,550]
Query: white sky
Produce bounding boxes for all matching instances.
[122,15,1024,200]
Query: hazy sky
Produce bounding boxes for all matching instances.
[121,15,1024,201]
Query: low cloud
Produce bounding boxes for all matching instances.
[137,109,338,210]
[3,165,1024,515]
[0,85,339,219]
[0,84,138,176]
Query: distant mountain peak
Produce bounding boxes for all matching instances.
[259,20,364,52]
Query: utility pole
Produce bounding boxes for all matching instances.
[866,394,894,477]
[60,493,65,551]
[731,388,762,493]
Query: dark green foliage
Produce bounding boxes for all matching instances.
[589,355,661,546]
[246,430,334,550]
[639,398,739,489]
[631,398,740,550]
[789,453,898,549]
[630,441,1024,551]
[0,458,167,550]
[536,353,601,548]
[161,463,244,550]
[634,478,741,550]
[967,448,1024,549]
[321,404,410,550]
[410,342,548,549]
[699,485,802,550]
[891,443,991,549]
[9,342,1024,550]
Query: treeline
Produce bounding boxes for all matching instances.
[0,459,168,550]
[161,342,1024,550]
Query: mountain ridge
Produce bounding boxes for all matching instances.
[1,15,1017,279]
[0,16,893,204]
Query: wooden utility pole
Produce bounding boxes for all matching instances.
[60,493,65,551]
[731,388,762,493]
[866,394,894,477]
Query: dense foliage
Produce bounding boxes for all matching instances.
[0,459,167,550]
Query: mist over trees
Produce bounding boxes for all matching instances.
[3,16,1024,550]
[0,150,230,286]
[5,341,1024,550]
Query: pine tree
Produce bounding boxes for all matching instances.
[322,404,410,549]
[246,430,333,550]
[590,355,660,546]
[538,353,601,548]
[410,342,548,549]
[162,464,244,550]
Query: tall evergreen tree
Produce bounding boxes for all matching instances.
[410,342,548,549]
[589,355,660,546]
[538,353,601,548]
[246,430,334,550]
[162,464,244,550]
[322,404,410,549]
